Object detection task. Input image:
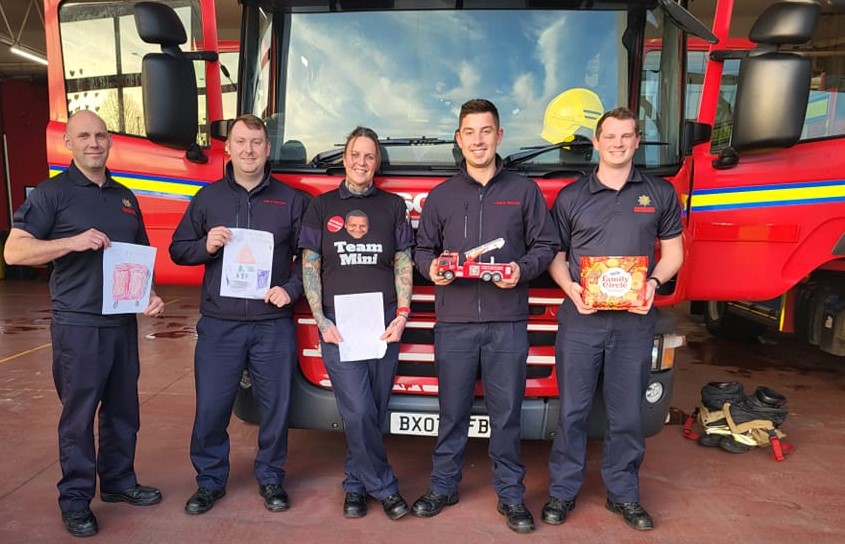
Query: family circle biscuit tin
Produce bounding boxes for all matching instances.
[579,256,648,309]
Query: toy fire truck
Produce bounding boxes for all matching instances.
[435,238,514,282]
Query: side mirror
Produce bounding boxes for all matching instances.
[731,1,821,153]
[210,119,232,142]
[731,53,812,153]
[682,121,712,156]
[134,2,200,153]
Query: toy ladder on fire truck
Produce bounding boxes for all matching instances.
[464,238,505,261]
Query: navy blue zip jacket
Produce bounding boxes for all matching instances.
[415,157,558,322]
[169,162,307,321]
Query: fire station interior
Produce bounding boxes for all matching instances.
[0,1,843,543]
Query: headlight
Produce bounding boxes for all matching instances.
[651,334,685,371]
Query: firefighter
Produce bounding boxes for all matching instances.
[170,114,308,516]
[4,110,165,537]
[543,107,684,531]
[413,99,558,534]
[299,126,414,520]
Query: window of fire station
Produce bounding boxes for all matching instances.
[710,10,845,154]
[59,0,209,144]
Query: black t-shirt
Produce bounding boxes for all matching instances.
[12,162,150,326]
[552,167,683,282]
[299,181,413,313]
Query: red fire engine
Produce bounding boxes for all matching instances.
[435,238,514,282]
[34,0,845,442]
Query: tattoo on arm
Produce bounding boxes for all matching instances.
[302,249,331,332]
[394,249,413,308]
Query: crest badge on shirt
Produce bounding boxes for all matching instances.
[633,194,656,213]
[121,198,137,216]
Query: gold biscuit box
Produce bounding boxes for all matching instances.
[580,256,648,310]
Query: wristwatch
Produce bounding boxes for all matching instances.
[647,276,662,289]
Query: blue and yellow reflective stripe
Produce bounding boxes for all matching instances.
[49,165,207,201]
[690,180,845,212]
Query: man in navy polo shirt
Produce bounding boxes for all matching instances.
[5,110,165,538]
[542,107,683,531]
[170,114,307,516]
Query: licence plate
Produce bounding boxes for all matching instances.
[389,412,491,438]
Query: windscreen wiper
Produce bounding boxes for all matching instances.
[503,139,594,168]
[504,139,669,168]
[309,136,455,167]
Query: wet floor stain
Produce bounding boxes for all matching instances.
[683,331,845,377]
[0,326,46,334]
[0,315,52,334]
[145,329,197,339]
[144,317,196,339]
[144,329,197,340]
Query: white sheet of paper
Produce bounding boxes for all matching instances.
[335,292,388,362]
[220,228,275,299]
[102,242,157,314]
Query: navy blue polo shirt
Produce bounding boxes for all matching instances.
[12,162,150,326]
[551,166,682,283]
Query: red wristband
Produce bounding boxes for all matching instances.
[396,306,411,318]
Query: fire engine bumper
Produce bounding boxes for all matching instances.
[234,366,675,440]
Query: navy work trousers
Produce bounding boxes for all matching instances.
[429,321,528,504]
[191,316,295,490]
[548,301,655,503]
[51,321,141,513]
[320,307,400,500]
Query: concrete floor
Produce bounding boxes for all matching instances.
[0,280,843,543]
